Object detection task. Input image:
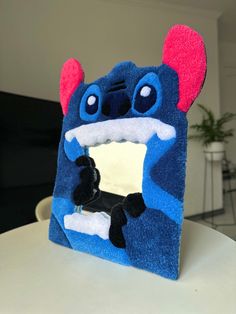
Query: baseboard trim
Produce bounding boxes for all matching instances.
[186,208,225,221]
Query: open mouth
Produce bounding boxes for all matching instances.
[64,117,176,240]
[65,117,176,148]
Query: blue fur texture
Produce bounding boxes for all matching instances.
[50,61,188,279]
[49,213,72,249]
[123,208,181,279]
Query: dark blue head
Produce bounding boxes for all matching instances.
[58,25,206,204]
[63,61,183,133]
[60,24,207,148]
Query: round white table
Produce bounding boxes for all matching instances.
[0,220,235,314]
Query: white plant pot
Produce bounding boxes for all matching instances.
[204,142,225,162]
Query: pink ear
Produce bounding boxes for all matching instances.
[162,25,207,113]
[60,58,84,115]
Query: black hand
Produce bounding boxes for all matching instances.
[109,193,146,248]
[72,156,101,206]
[109,203,127,248]
[123,193,146,218]
[75,155,96,168]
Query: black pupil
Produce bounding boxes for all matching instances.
[134,85,157,113]
[86,95,98,114]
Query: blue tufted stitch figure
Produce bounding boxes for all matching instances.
[49,25,207,279]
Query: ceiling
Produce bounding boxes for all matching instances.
[157,0,236,43]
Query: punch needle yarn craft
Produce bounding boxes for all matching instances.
[49,25,207,280]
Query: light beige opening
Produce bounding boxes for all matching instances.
[89,142,146,196]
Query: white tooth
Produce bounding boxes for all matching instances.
[65,117,176,147]
[65,132,74,142]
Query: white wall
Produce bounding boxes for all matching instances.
[219,42,236,163]
[219,42,236,194]
[0,0,223,216]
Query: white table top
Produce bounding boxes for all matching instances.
[0,220,235,314]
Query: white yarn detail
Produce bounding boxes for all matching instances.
[64,211,111,240]
[87,95,96,106]
[65,117,176,147]
[140,86,151,97]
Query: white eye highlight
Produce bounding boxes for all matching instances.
[87,95,96,106]
[140,86,151,97]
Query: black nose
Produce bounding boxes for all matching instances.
[102,91,131,118]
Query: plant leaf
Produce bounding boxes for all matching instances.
[188,104,236,144]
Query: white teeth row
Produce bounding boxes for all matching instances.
[65,117,176,148]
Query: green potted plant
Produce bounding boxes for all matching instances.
[189,104,236,161]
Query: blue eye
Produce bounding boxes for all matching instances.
[86,95,99,114]
[132,73,162,115]
[135,85,157,113]
[80,85,101,121]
